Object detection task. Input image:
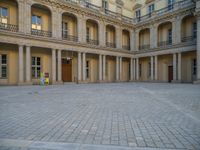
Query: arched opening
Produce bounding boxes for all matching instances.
[122,29,130,50]
[106,24,116,48]
[86,19,99,45]
[62,12,78,42]
[31,3,52,37]
[139,28,150,50]
[157,21,172,47]
[181,15,197,43]
[0,0,18,32]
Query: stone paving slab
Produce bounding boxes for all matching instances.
[0,83,200,150]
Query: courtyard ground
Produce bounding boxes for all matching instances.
[0,83,200,150]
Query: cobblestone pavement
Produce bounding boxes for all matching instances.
[0,83,200,150]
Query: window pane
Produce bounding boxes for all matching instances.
[32,57,35,65]
[37,57,40,65]
[37,16,41,25]
[32,15,36,24]
[1,55,7,64]
[32,67,35,77]
[2,8,8,17]
[1,66,7,78]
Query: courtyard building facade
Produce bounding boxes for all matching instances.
[0,0,200,85]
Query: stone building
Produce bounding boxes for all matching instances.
[0,0,199,85]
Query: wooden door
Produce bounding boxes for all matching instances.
[62,59,72,82]
[168,66,173,82]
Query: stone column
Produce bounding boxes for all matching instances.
[103,55,106,81]
[173,53,177,81]
[196,16,200,82]
[151,56,154,80]
[25,46,31,83]
[25,0,31,34]
[178,52,182,82]
[52,49,56,84]
[57,50,62,82]
[18,45,24,84]
[116,27,122,49]
[116,56,119,81]
[130,30,135,51]
[119,57,122,81]
[130,58,133,81]
[150,25,158,48]
[18,0,24,33]
[136,58,139,80]
[98,54,102,81]
[154,55,158,80]
[99,21,106,46]
[78,52,82,82]
[133,58,136,80]
[82,53,86,81]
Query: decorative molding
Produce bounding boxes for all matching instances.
[145,0,155,4]
[115,0,124,6]
[133,4,142,10]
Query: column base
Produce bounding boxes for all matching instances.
[193,80,200,84]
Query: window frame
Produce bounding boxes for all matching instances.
[0,54,8,79]
[31,15,42,30]
[32,56,41,79]
[86,60,90,79]
[0,6,8,24]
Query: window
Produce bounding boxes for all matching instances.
[32,57,41,78]
[139,64,142,77]
[0,7,8,24]
[168,0,175,10]
[168,29,172,44]
[62,22,68,37]
[135,9,141,22]
[86,60,90,78]
[102,0,108,9]
[148,4,154,18]
[0,54,7,78]
[192,59,196,75]
[148,62,151,77]
[86,27,90,42]
[32,15,42,30]
[192,22,197,39]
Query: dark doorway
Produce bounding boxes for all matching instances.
[62,58,72,82]
[168,66,173,82]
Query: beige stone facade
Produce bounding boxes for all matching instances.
[0,0,199,85]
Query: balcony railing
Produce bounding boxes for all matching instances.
[31,29,52,37]
[139,44,150,50]
[133,0,194,23]
[106,42,116,48]
[87,39,99,45]
[122,45,130,50]
[82,1,101,11]
[104,9,118,19]
[0,22,18,32]
[122,15,133,24]
[158,41,172,47]
[62,34,78,42]
[181,36,196,43]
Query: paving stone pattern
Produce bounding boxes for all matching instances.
[0,83,200,150]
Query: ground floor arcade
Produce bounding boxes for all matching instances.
[0,43,197,85]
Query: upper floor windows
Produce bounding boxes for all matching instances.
[32,57,41,78]
[192,22,197,39]
[148,4,154,17]
[168,0,175,10]
[168,29,172,44]
[102,0,108,9]
[135,9,141,21]
[32,15,41,30]
[0,54,7,78]
[0,7,8,24]
[62,22,68,36]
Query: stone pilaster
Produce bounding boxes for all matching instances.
[78,52,82,82]
[116,27,122,49]
[135,30,139,51]
[150,25,158,48]
[130,58,133,81]
[119,57,122,81]
[150,56,154,80]
[52,49,56,84]
[18,45,24,84]
[177,53,182,82]
[25,46,31,83]
[136,58,139,80]
[98,55,102,81]
[154,55,158,81]
[196,16,200,83]
[18,0,24,33]
[99,21,106,46]
[24,0,31,34]
[57,50,62,83]
[133,58,136,80]
[130,30,135,51]
[172,17,181,45]
[173,53,177,81]
[103,55,106,81]
[82,53,86,81]
[78,15,86,43]
[116,56,119,81]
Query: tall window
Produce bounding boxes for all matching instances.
[86,27,90,42]
[102,0,108,9]
[32,15,42,30]
[168,29,172,44]
[139,64,142,77]
[148,4,154,18]
[32,57,41,78]
[148,62,151,77]
[0,54,7,78]
[192,22,197,39]
[135,9,141,22]
[192,59,197,76]
[168,0,175,10]
[0,7,8,24]
[62,22,68,37]
[86,60,90,78]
